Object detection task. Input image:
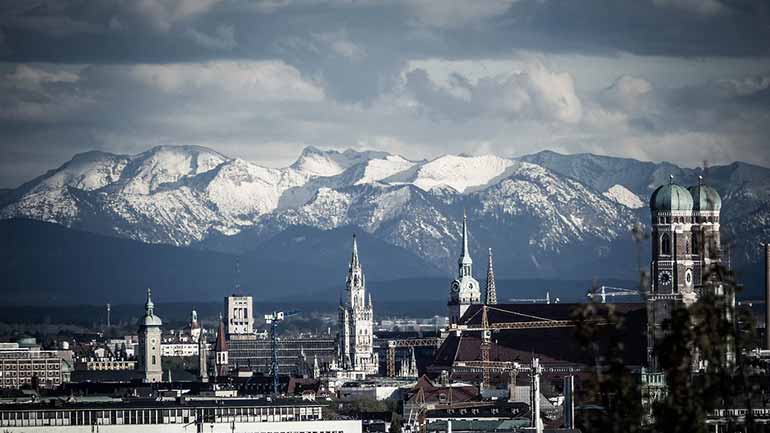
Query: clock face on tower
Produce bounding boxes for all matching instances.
[452,281,460,293]
[658,270,672,286]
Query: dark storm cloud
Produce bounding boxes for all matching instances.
[2,1,769,63]
[1,0,770,188]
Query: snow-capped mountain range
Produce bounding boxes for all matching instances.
[2,145,769,281]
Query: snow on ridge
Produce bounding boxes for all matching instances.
[30,152,130,193]
[203,158,312,218]
[290,146,394,177]
[354,155,416,185]
[409,154,515,193]
[603,184,644,209]
[112,145,229,195]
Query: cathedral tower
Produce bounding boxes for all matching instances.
[448,212,481,324]
[337,235,378,375]
[648,175,724,368]
[137,289,163,383]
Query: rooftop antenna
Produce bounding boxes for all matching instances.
[106,303,111,328]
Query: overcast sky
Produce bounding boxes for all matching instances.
[1,0,770,188]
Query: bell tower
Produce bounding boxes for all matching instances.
[448,212,481,325]
[648,176,695,368]
[138,289,163,383]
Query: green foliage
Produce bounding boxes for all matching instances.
[572,301,644,433]
[572,258,761,433]
[391,413,403,433]
[653,306,707,433]
[337,397,396,416]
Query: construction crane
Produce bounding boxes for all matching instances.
[586,285,640,303]
[508,290,559,304]
[264,310,299,395]
[386,337,443,378]
[452,304,603,387]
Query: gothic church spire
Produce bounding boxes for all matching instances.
[350,234,360,269]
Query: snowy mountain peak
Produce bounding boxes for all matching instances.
[35,151,130,193]
[405,154,516,193]
[3,144,770,282]
[290,146,397,177]
[105,145,229,195]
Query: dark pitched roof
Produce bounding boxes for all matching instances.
[405,375,479,405]
[215,319,227,352]
[432,303,646,370]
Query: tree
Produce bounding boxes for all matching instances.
[572,300,644,433]
[390,412,402,433]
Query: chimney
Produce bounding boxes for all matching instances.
[765,243,770,350]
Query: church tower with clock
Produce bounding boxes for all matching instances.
[448,212,481,325]
[648,175,724,368]
[137,289,163,383]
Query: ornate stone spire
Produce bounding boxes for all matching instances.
[347,234,365,293]
[350,234,360,269]
[460,211,472,265]
[457,211,473,279]
[145,288,154,317]
[485,248,498,305]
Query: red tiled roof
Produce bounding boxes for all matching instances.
[405,375,479,404]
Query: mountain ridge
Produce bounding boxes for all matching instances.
[2,145,769,287]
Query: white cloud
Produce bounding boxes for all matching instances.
[312,31,367,60]
[406,0,517,29]
[117,0,225,32]
[0,65,91,122]
[7,65,80,87]
[652,0,725,16]
[185,24,236,50]
[119,61,324,101]
[403,59,582,123]
[600,75,654,112]
[717,74,770,97]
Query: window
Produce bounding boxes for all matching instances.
[692,230,700,255]
[661,233,671,256]
[151,355,156,365]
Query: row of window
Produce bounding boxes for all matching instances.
[0,406,323,427]
[2,377,60,385]
[658,233,718,256]
[0,371,59,377]
[656,215,719,224]
[1,363,60,370]
[0,353,59,360]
